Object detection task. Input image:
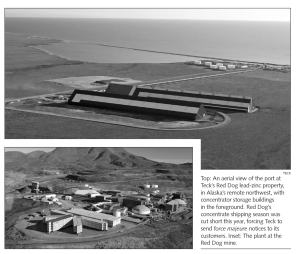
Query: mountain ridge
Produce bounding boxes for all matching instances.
[5,148,191,174]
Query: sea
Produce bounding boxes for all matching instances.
[5,18,290,65]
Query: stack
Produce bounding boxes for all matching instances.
[73,216,83,234]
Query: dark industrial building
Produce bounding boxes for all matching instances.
[106,83,256,113]
[96,195,112,202]
[122,197,145,210]
[68,89,207,121]
[126,85,256,113]
[68,82,256,119]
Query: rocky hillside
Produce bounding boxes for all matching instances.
[5,148,191,174]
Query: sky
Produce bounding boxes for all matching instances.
[5,147,193,164]
[5,9,290,22]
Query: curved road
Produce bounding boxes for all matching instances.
[6,218,176,246]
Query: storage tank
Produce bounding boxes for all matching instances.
[219,66,227,71]
[132,205,151,215]
[113,210,121,217]
[216,63,223,67]
[205,62,212,66]
[210,65,218,69]
[227,65,235,69]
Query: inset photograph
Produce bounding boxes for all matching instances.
[5,147,193,249]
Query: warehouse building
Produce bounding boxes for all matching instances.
[105,83,256,113]
[66,209,121,227]
[128,86,256,113]
[45,210,111,233]
[81,216,108,231]
[68,89,207,121]
[46,214,73,233]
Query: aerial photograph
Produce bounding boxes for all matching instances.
[5,9,290,169]
[5,147,193,249]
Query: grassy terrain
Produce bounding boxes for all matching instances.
[5,33,291,169]
[5,33,206,99]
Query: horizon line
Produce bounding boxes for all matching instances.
[4,17,290,22]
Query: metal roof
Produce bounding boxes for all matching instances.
[74,190,99,195]
[47,214,73,223]
[66,209,119,222]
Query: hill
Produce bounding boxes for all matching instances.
[5,148,190,175]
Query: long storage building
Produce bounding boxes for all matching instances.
[46,214,73,233]
[128,86,256,113]
[68,89,207,121]
[81,217,108,231]
[105,83,256,113]
[66,209,121,227]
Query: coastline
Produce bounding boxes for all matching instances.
[5,32,291,170]
[5,32,290,66]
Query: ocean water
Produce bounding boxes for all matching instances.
[5,18,290,64]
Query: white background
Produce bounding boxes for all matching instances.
[1,1,299,253]
[200,171,292,250]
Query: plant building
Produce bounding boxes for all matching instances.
[66,209,121,227]
[68,89,207,121]
[122,85,256,113]
[68,82,256,121]
[46,214,73,233]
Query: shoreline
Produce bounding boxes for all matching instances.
[5,32,290,67]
